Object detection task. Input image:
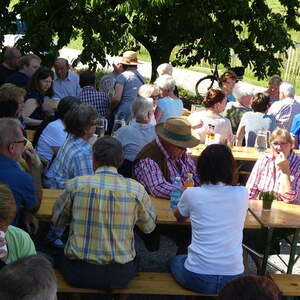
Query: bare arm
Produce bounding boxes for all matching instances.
[154,107,163,123]
[111,83,123,110]
[236,125,246,146]
[22,98,43,127]
[173,208,189,223]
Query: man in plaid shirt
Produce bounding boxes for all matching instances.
[53,136,156,290]
[79,71,109,119]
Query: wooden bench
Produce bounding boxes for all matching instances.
[56,270,216,297]
[271,274,300,296]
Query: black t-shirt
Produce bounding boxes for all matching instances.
[6,71,29,88]
[0,64,16,86]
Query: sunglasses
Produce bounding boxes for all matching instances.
[150,95,160,100]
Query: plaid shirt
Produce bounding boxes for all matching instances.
[246,151,300,203]
[52,166,156,264]
[80,86,109,119]
[134,137,200,199]
[46,134,93,189]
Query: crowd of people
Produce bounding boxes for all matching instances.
[0,45,299,298]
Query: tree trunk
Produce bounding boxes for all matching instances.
[148,47,174,82]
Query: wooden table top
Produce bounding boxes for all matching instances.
[189,145,300,161]
[249,200,300,228]
[38,189,260,229]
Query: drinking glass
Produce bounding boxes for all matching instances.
[112,118,126,135]
[96,118,108,137]
[255,130,268,152]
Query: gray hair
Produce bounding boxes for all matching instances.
[157,63,173,76]
[138,84,159,98]
[155,74,176,92]
[93,136,123,168]
[0,255,57,300]
[131,96,154,121]
[232,83,255,100]
[279,81,295,98]
[0,118,21,150]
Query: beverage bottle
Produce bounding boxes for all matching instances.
[184,173,194,188]
[170,177,182,211]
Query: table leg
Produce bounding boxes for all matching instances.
[260,227,273,275]
[287,228,300,274]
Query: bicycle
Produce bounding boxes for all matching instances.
[195,64,245,98]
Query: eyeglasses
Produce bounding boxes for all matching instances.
[150,95,160,100]
[271,141,289,147]
[11,140,27,146]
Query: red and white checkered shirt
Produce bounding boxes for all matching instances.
[134,137,200,199]
[246,151,300,203]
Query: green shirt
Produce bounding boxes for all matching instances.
[5,225,36,264]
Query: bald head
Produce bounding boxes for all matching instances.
[3,47,21,70]
[54,58,69,79]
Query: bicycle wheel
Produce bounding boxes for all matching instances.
[195,75,219,97]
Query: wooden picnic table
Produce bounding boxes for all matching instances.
[248,200,300,274]
[37,189,260,229]
[189,144,300,161]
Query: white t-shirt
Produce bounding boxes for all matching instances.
[188,110,232,143]
[36,119,67,161]
[178,184,248,275]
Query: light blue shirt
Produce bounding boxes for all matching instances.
[53,71,81,99]
[291,113,300,149]
[157,97,183,123]
[114,121,156,161]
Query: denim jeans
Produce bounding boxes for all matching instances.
[169,255,241,294]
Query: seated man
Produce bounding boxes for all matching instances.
[79,70,109,119]
[53,136,156,289]
[134,117,200,199]
[0,47,21,86]
[0,255,57,300]
[53,58,81,98]
[44,104,97,189]
[0,118,42,233]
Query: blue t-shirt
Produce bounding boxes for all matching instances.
[157,97,183,123]
[0,155,37,226]
[291,113,300,149]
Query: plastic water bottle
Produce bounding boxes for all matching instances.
[170,177,182,211]
[184,173,194,188]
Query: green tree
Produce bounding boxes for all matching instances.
[4,0,300,81]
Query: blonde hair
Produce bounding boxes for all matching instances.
[270,128,294,145]
[0,83,26,101]
[0,184,16,226]
[138,84,159,98]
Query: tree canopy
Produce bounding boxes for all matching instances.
[1,0,299,81]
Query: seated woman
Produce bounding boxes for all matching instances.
[154,75,183,123]
[33,96,81,165]
[169,144,248,294]
[188,89,232,144]
[247,128,300,203]
[265,75,282,103]
[23,67,54,129]
[0,184,36,270]
[219,70,238,102]
[114,96,156,177]
[236,93,276,147]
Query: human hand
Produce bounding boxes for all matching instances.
[22,212,39,235]
[275,152,290,175]
[22,147,40,170]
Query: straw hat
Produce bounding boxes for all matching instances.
[119,51,140,65]
[155,117,200,148]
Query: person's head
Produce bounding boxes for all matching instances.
[92,136,123,170]
[54,58,70,79]
[251,93,271,113]
[119,50,139,70]
[0,118,26,161]
[270,128,294,158]
[138,84,160,107]
[56,96,81,121]
[197,144,236,185]
[64,104,97,140]
[157,63,173,76]
[19,54,41,78]
[218,274,281,300]
[155,117,200,159]
[268,75,282,90]
[233,84,254,107]
[79,71,96,88]
[0,255,57,300]
[28,67,54,96]
[203,89,227,113]
[155,74,176,97]
[0,184,16,230]
[219,71,238,94]
[0,83,26,117]
[131,96,154,123]
[279,81,295,99]
[3,47,21,70]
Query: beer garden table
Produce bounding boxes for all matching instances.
[248,200,300,274]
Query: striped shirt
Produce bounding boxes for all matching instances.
[268,97,300,131]
[246,151,300,203]
[134,137,200,199]
[52,166,156,264]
